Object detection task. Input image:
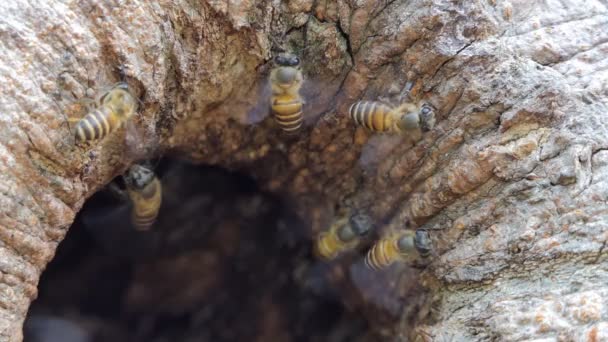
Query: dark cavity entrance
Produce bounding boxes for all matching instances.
[25,158,376,342]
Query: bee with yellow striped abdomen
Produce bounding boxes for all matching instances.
[123,164,162,231]
[365,229,432,270]
[315,212,372,260]
[269,53,304,133]
[348,100,435,135]
[73,82,138,142]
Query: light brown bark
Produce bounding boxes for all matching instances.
[0,0,607,340]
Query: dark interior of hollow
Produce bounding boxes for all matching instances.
[24,157,406,342]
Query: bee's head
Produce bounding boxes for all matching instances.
[414,229,432,257]
[349,212,372,236]
[274,53,300,67]
[125,164,155,190]
[419,104,436,132]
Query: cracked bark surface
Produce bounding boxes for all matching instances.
[1,0,608,340]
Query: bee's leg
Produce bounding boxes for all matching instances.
[398,81,415,103]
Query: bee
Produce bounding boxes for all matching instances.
[73,82,138,142]
[316,212,372,260]
[269,53,304,133]
[123,164,162,231]
[348,101,435,134]
[365,229,432,270]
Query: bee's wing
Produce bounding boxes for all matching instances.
[299,73,337,127]
[124,114,159,162]
[349,258,414,316]
[243,75,273,125]
[358,134,403,174]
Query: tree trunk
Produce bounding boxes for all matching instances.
[1,0,607,340]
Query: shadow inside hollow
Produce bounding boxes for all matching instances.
[25,157,373,342]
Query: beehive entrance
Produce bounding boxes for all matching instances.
[25,157,378,342]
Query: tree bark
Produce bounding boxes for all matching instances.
[0,0,607,340]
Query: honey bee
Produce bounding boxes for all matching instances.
[348,101,435,134]
[123,164,162,231]
[316,212,372,260]
[365,229,432,270]
[73,82,138,142]
[269,53,304,133]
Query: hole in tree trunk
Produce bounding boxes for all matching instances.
[24,157,407,342]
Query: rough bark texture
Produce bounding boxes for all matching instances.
[1,0,608,340]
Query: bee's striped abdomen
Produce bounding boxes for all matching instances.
[272,95,303,133]
[365,238,400,270]
[129,178,162,231]
[316,231,344,260]
[75,108,107,141]
[348,101,393,132]
[74,107,124,142]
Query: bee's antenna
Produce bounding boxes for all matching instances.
[398,81,415,104]
[270,35,286,54]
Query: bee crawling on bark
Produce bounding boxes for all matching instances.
[69,82,138,143]
[315,211,373,260]
[365,229,432,271]
[269,53,305,134]
[348,100,435,135]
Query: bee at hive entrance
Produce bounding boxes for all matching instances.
[25,157,398,342]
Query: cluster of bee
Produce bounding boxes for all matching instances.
[269,52,436,137]
[268,52,436,269]
[315,210,433,270]
[69,79,163,231]
[69,52,435,255]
